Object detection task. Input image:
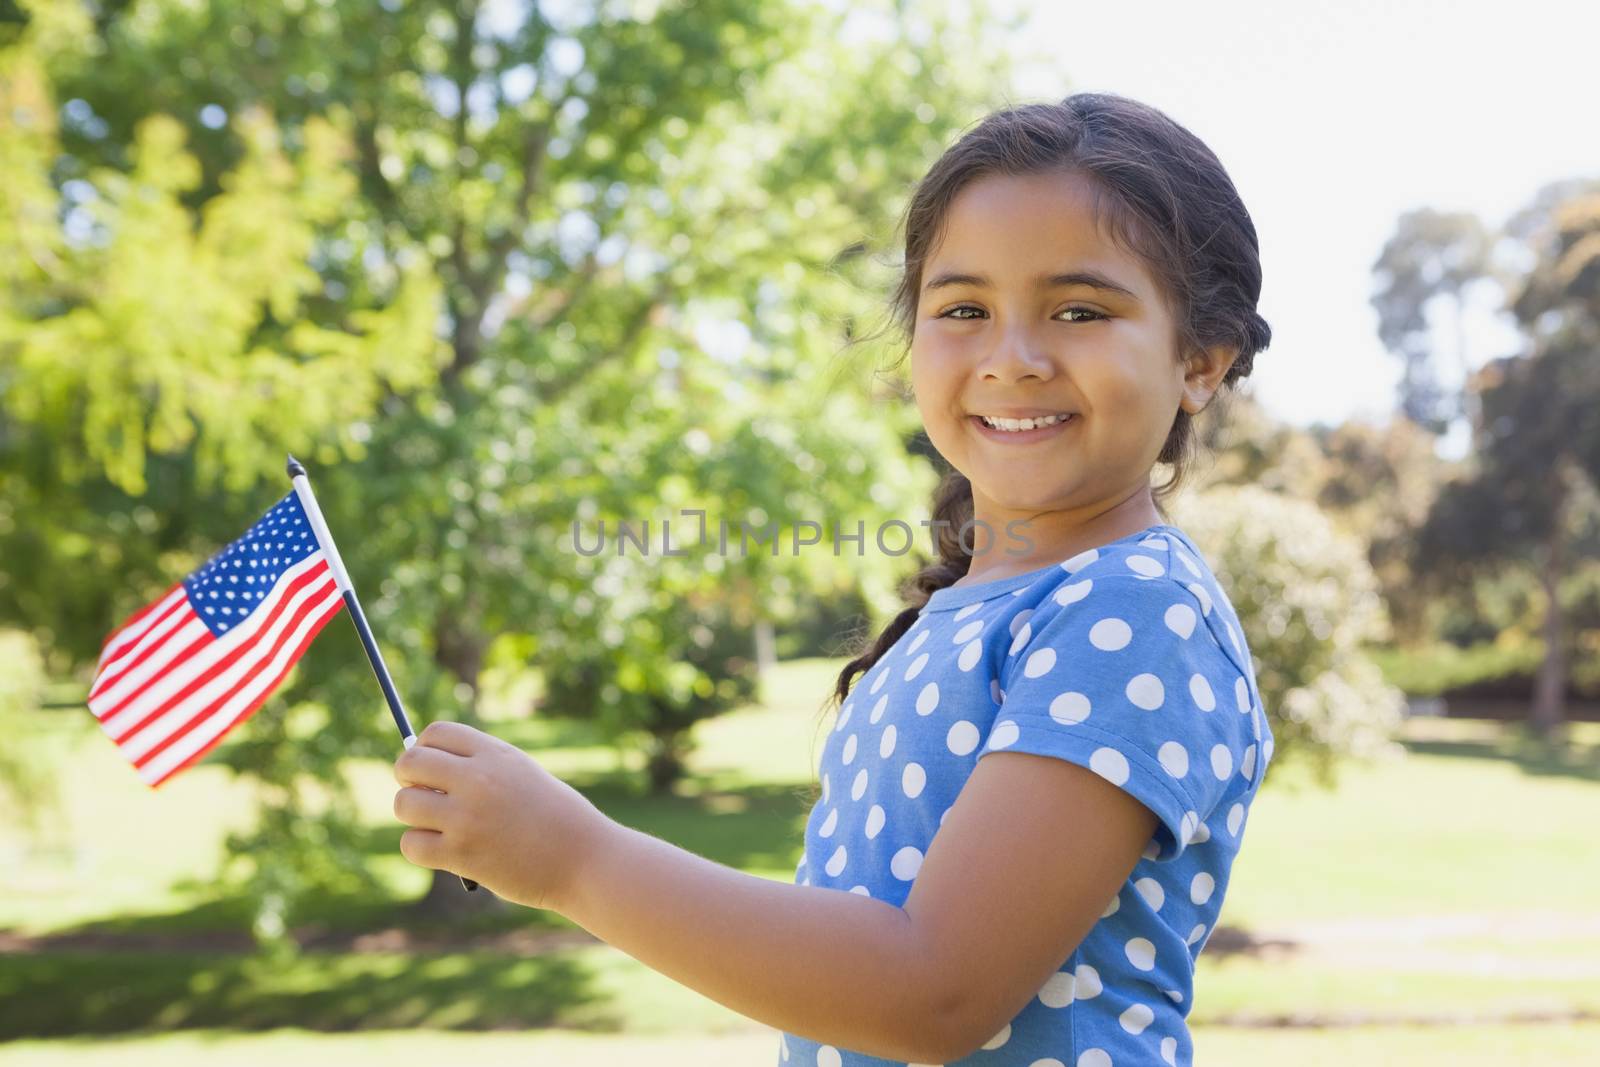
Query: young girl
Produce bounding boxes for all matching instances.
[392,92,1275,1067]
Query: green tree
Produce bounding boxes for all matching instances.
[2,0,1019,922]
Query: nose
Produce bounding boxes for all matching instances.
[977,325,1058,385]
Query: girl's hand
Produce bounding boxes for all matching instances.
[392,720,614,913]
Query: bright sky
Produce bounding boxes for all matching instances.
[999,0,1600,443]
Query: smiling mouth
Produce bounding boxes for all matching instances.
[969,413,1077,440]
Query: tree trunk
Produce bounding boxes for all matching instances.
[1530,470,1569,738]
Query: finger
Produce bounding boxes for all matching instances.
[394,744,468,789]
[399,827,447,870]
[393,785,451,829]
[417,720,484,757]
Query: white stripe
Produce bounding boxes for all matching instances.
[137,587,345,784]
[116,571,339,761]
[89,599,194,701]
[89,617,208,714]
[96,586,186,674]
[94,552,328,735]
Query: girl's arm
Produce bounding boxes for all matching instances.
[559,819,959,1064]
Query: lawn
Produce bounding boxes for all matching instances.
[4,658,1599,1064]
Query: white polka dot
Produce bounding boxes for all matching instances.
[1090,748,1129,785]
[1211,744,1234,780]
[1126,937,1156,970]
[851,768,868,800]
[1161,1036,1178,1065]
[1038,970,1076,1008]
[953,619,983,643]
[954,601,983,621]
[870,668,888,694]
[818,1046,842,1067]
[1157,741,1189,778]
[864,805,885,839]
[958,639,983,671]
[1227,802,1245,836]
[1126,673,1165,710]
[879,724,897,759]
[1179,810,1199,846]
[1126,554,1164,578]
[947,720,981,756]
[904,652,930,681]
[1143,839,1160,861]
[1008,622,1033,655]
[1101,893,1120,918]
[990,678,1003,704]
[916,683,940,715]
[906,629,930,656]
[1191,872,1216,905]
[849,885,870,897]
[1010,609,1034,637]
[1023,647,1056,678]
[1119,1002,1155,1034]
[819,808,838,838]
[1164,602,1196,638]
[1078,1049,1111,1067]
[1264,736,1275,762]
[890,846,923,880]
[1062,548,1099,572]
[1055,578,1093,606]
[1187,582,1212,615]
[1134,877,1165,910]
[1177,549,1203,578]
[841,734,858,765]
[825,845,848,877]
[940,805,953,827]
[980,1023,1011,1050]
[1235,676,1250,712]
[1049,691,1091,725]
[902,762,926,798]
[1164,988,1184,1002]
[1187,923,1207,947]
[822,774,830,802]
[1189,673,1216,710]
[1074,963,1102,998]
[1089,618,1133,651]
[1225,621,1241,655]
[834,702,853,732]
[1190,819,1211,844]
[1241,744,1257,780]
[987,720,1020,750]
[870,695,889,723]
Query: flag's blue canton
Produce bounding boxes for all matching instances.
[181,491,319,638]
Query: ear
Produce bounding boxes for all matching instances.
[1178,344,1239,416]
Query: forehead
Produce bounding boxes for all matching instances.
[924,170,1158,297]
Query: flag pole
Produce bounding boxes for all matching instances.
[286,454,479,893]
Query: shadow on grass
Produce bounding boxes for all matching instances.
[0,949,609,1037]
[0,769,817,1037]
[1404,724,1600,784]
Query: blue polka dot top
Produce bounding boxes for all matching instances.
[778,522,1273,1067]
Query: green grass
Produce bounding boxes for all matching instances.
[3,1025,1600,1067]
[4,658,1600,1060]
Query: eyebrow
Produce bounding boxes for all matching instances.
[922,269,1140,300]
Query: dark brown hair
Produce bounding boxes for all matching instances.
[821,92,1272,725]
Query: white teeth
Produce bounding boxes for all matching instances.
[979,413,1071,432]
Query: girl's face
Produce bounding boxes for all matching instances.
[910,170,1217,527]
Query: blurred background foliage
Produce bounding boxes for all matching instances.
[3,0,1600,1060]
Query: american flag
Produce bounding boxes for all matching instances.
[86,491,346,787]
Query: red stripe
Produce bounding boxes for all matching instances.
[98,581,183,658]
[146,594,346,789]
[95,625,212,725]
[132,576,341,771]
[105,561,333,742]
[90,593,194,701]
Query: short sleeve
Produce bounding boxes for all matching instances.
[978,573,1253,862]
